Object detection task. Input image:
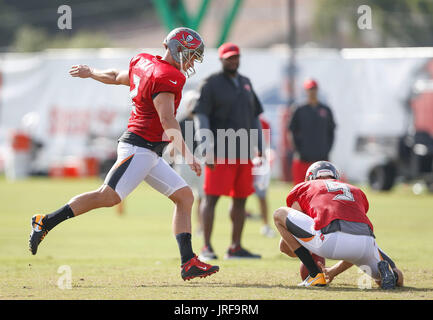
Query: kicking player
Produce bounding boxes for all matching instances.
[28,27,219,281]
[273,161,403,289]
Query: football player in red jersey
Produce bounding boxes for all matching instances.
[29,27,219,281]
[273,161,403,289]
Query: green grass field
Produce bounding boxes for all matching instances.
[1,177,432,300]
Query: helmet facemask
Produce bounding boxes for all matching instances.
[179,44,204,78]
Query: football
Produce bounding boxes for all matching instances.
[300,253,326,280]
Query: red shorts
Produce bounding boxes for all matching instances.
[291,159,314,185]
[204,160,254,198]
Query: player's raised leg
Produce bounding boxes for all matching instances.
[29,142,150,255]
[29,184,121,255]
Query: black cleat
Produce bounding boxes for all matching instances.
[224,246,261,260]
[29,214,48,255]
[378,260,396,290]
[181,255,219,281]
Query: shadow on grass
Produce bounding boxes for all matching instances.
[134,282,433,293]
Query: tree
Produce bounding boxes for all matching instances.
[13,25,111,52]
[0,0,152,51]
[312,0,433,48]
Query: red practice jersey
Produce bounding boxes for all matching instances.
[286,179,373,231]
[127,53,186,142]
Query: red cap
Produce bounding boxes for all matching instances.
[218,43,240,59]
[303,79,318,90]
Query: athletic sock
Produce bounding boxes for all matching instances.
[43,204,75,231]
[294,246,321,278]
[176,233,195,265]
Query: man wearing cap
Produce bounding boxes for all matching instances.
[193,43,264,260]
[288,79,336,185]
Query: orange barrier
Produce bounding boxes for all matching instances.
[11,130,31,152]
[49,157,100,178]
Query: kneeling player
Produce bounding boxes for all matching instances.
[273,161,403,289]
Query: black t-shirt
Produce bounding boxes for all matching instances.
[193,71,263,159]
[289,103,336,162]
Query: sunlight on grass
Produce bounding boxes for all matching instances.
[1,177,432,299]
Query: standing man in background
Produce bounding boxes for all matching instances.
[193,42,264,260]
[288,79,336,185]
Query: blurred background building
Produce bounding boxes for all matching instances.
[0,0,433,192]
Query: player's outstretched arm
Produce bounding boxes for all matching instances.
[319,260,354,284]
[69,65,130,86]
[154,92,201,176]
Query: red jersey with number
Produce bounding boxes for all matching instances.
[127,53,186,142]
[286,179,373,231]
